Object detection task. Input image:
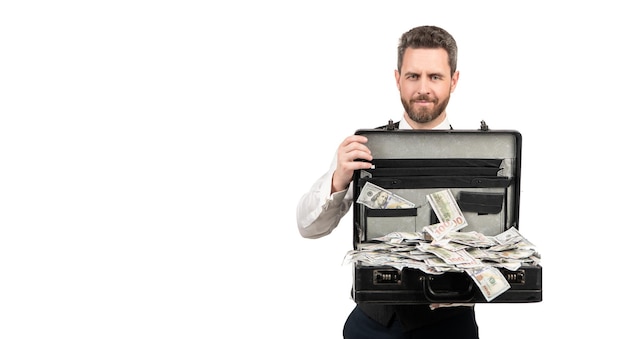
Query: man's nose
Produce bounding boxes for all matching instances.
[417,79,430,95]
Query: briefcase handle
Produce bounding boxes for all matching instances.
[423,274,475,302]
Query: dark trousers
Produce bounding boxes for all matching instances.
[343,305,479,339]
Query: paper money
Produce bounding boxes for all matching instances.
[344,227,540,302]
[357,182,415,209]
[494,227,534,247]
[372,231,425,244]
[419,244,476,266]
[446,231,496,248]
[468,266,511,302]
[423,189,468,240]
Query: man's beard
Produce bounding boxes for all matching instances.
[402,94,450,124]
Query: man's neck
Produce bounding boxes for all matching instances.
[403,111,448,130]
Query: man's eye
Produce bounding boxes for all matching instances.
[432,75,442,80]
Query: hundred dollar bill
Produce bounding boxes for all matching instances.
[468,266,511,302]
[494,227,536,248]
[418,244,476,265]
[446,231,496,248]
[423,189,468,240]
[372,231,425,244]
[357,182,415,209]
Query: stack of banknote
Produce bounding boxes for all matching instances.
[344,227,540,302]
[352,183,541,302]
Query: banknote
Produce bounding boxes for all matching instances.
[423,189,468,240]
[357,182,415,209]
[344,227,540,301]
[372,231,425,244]
[419,244,476,265]
[468,266,511,302]
[494,227,535,247]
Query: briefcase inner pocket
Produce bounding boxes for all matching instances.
[365,215,418,240]
[458,191,504,215]
[457,191,506,236]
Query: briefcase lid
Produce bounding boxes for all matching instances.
[352,127,523,239]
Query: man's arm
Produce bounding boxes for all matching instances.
[296,167,352,238]
[296,135,372,238]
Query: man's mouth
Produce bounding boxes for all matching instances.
[412,99,432,105]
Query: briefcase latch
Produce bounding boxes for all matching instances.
[386,119,396,130]
[480,120,489,131]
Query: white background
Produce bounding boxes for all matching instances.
[1,1,624,338]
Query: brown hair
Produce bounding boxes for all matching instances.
[397,25,458,76]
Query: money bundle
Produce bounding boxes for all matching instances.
[349,188,540,301]
[344,228,541,302]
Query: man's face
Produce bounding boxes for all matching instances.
[395,48,459,126]
[376,192,389,205]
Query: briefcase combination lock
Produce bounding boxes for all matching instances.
[373,270,402,285]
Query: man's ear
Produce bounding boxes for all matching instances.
[394,69,401,90]
[450,70,460,93]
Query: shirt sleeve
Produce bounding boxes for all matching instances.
[296,154,354,239]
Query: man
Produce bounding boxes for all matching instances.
[296,25,479,338]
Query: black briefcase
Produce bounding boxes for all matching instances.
[351,122,542,304]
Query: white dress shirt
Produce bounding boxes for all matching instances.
[296,115,452,238]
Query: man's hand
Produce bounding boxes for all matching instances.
[331,135,372,193]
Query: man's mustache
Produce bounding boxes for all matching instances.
[411,94,434,102]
